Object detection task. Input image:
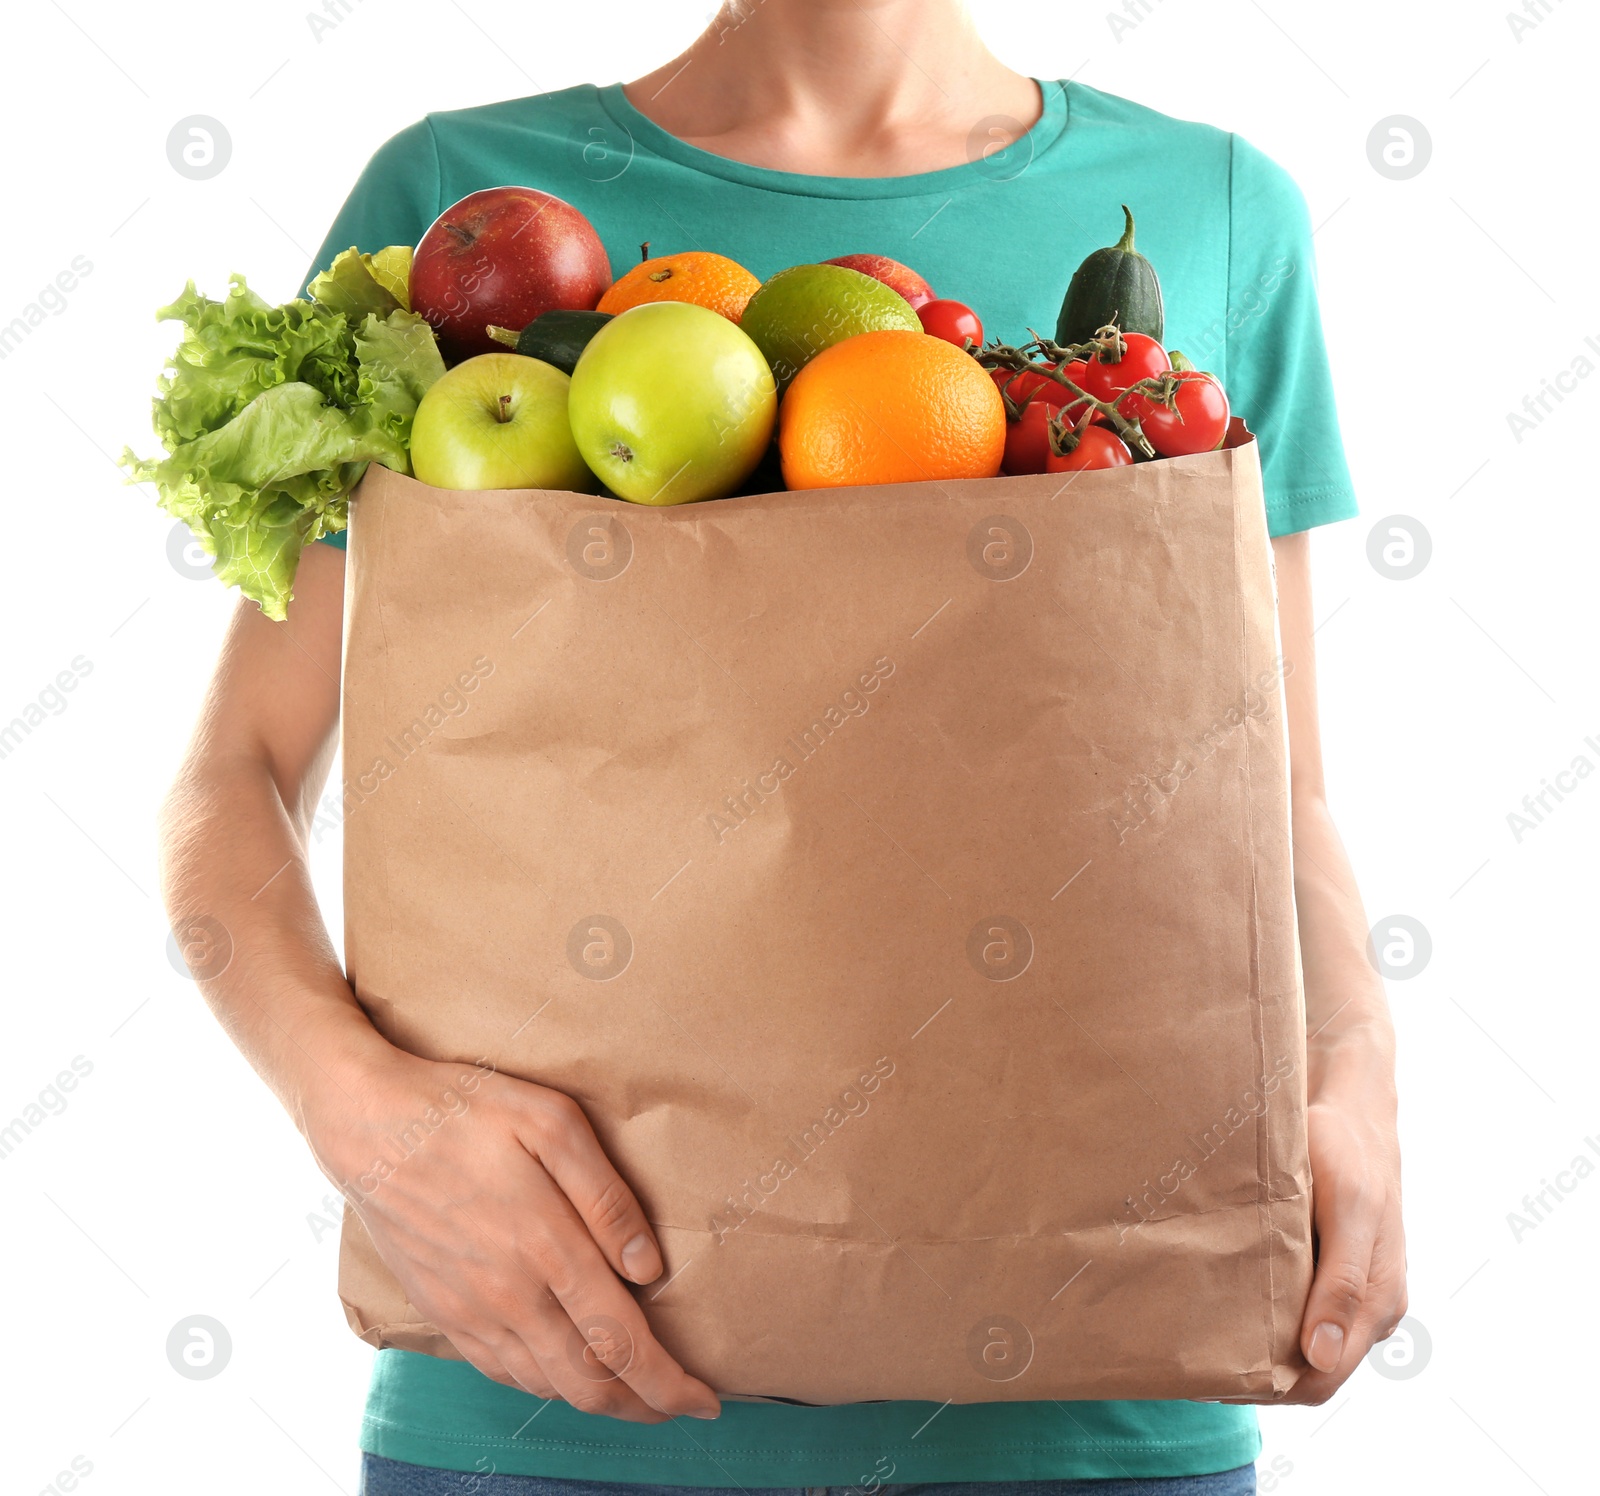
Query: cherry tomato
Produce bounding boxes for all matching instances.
[1046,424,1134,472]
[1050,359,1099,424]
[918,298,983,348]
[991,359,1100,422]
[1134,371,1232,457]
[1002,398,1056,475]
[991,362,1058,408]
[1079,332,1170,403]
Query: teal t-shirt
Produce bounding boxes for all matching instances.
[310,79,1354,1485]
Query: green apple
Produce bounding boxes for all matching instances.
[409,352,597,492]
[568,302,776,505]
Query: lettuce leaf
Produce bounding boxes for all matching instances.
[354,309,445,448]
[305,245,410,321]
[122,250,441,621]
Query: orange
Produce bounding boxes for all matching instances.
[597,250,761,322]
[780,330,1006,489]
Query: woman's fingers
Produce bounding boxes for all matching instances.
[501,1285,678,1424]
[1300,1214,1373,1376]
[514,1088,665,1286]
[320,1060,720,1424]
[512,1168,722,1420]
[448,1328,559,1400]
[410,1201,679,1423]
[420,1100,719,1421]
[1287,1102,1407,1404]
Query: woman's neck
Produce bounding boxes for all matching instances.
[624,0,1041,177]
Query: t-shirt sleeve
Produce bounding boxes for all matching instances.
[1225,135,1357,537]
[306,119,442,551]
[302,117,441,293]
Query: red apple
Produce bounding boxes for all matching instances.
[410,187,613,363]
[823,253,935,310]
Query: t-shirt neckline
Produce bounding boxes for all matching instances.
[594,78,1070,200]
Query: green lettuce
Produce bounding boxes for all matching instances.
[305,244,411,320]
[122,247,442,620]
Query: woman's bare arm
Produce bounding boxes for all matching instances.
[159,540,720,1422]
[1272,531,1407,1403]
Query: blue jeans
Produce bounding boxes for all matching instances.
[359,1455,1257,1495]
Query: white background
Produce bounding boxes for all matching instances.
[1,1,1594,1492]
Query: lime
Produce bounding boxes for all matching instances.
[740,264,920,390]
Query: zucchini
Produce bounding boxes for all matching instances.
[1054,205,1164,346]
[486,309,613,374]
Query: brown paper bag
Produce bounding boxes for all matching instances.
[336,427,1312,1404]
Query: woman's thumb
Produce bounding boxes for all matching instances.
[1302,1233,1372,1373]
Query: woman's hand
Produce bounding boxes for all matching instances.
[303,1029,721,1424]
[1286,1061,1408,1403]
[160,548,717,1423]
[1271,532,1408,1404]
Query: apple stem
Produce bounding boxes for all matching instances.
[444,223,474,247]
[496,394,513,423]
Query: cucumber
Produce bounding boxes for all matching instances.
[486,310,613,374]
[1055,205,1165,346]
